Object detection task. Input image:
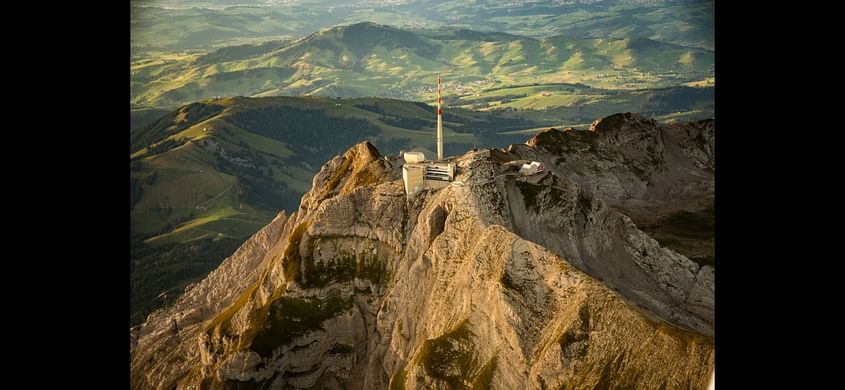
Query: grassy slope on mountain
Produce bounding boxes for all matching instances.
[130,5,320,54]
[131,21,713,119]
[131,108,172,132]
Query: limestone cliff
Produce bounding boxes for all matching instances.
[518,113,715,267]
[131,116,715,389]
[520,113,714,222]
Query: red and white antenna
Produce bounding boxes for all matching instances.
[437,74,443,161]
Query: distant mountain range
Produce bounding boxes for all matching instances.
[132,0,713,53]
[132,21,713,115]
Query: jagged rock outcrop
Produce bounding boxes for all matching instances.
[131,116,715,389]
[521,113,714,222]
[518,113,715,267]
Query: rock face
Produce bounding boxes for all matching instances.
[521,113,714,223]
[518,113,715,267]
[131,116,715,389]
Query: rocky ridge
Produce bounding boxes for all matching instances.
[131,114,715,389]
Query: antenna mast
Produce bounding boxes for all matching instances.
[437,74,443,161]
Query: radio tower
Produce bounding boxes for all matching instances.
[437,74,443,161]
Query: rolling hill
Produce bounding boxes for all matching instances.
[132,1,713,53]
[131,21,713,119]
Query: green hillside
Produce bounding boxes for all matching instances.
[131,21,713,111]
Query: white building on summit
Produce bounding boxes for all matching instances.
[402,75,455,197]
[403,151,425,164]
[519,161,544,175]
[402,152,455,196]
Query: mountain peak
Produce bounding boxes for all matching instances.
[589,112,656,133]
[344,21,388,29]
[525,113,660,155]
[318,21,404,36]
[132,117,714,388]
[301,20,440,60]
[306,140,391,205]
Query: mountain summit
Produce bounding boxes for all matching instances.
[131,115,714,389]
